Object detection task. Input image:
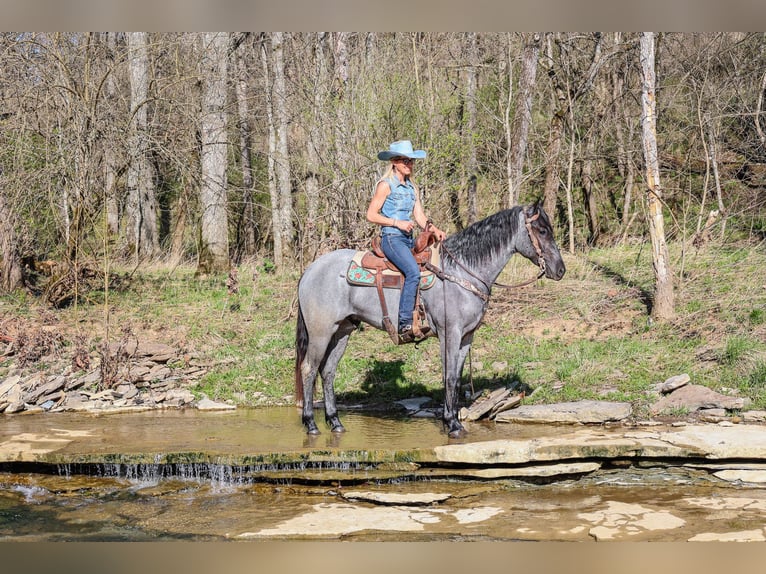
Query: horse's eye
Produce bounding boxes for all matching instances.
[538,227,547,236]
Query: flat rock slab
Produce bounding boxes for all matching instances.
[237,502,503,538]
[689,529,766,542]
[394,397,432,412]
[440,461,601,479]
[655,373,690,394]
[495,400,631,424]
[434,424,766,465]
[713,470,766,483]
[650,384,746,414]
[196,397,236,411]
[340,491,452,505]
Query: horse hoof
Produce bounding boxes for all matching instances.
[305,425,321,435]
[330,424,346,433]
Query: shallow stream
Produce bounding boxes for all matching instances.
[1,408,765,541]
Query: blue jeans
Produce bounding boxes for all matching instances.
[381,232,420,329]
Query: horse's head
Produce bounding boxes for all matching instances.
[521,202,566,281]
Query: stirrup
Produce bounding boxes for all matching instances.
[398,325,416,344]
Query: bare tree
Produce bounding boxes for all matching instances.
[304,32,328,257]
[126,32,158,260]
[639,32,675,320]
[464,32,478,225]
[198,32,230,274]
[103,32,121,237]
[332,32,351,242]
[232,33,256,262]
[508,32,540,207]
[0,187,24,292]
[541,33,607,220]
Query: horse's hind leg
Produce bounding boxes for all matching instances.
[319,320,356,432]
[300,335,332,435]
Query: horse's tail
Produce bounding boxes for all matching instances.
[295,302,308,408]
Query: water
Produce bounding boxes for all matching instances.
[2,408,766,541]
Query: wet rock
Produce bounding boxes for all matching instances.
[5,401,26,414]
[450,461,601,479]
[340,491,452,505]
[713,470,766,484]
[650,384,746,415]
[495,400,631,424]
[689,530,766,542]
[163,388,195,407]
[394,397,431,412]
[196,397,236,411]
[582,500,686,541]
[61,392,89,410]
[435,424,766,466]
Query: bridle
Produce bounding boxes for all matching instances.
[426,210,547,305]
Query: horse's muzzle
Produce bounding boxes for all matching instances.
[546,261,566,281]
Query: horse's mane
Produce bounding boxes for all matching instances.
[443,206,524,268]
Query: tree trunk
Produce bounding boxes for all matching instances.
[542,34,567,218]
[706,120,727,239]
[332,32,350,242]
[464,32,478,225]
[103,31,120,237]
[564,117,576,253]
[582,126,600,245]
[126,32,158,261]
[261,35,282,266]
[198,32,230,274]
[304,32,327,259]
[0,190,24,293]
[233,37,256,262]
[508,32,540,207]
[272,31,294,268]
[639,32,674,321]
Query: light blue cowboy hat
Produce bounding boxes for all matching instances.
[377,140,427,161]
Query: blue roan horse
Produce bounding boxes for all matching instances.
[295,203,566,438]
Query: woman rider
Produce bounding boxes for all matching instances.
[366,140,446,343]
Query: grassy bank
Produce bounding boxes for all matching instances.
[1,240,765,418]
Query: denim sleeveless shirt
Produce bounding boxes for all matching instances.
[379,176,416,236]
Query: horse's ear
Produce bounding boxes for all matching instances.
[525,201,541,217]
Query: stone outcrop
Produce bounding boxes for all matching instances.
[649,383,747,415]
[495,400,632,424]
[0,340,222,415]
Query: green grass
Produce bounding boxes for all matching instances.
[2,239,765,417]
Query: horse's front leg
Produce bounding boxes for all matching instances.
[441,330,474,438]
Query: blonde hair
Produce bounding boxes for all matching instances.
[376,161,420,195]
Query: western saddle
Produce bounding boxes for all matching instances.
[358,225,439,344]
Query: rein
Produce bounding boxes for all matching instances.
[428,211,547,303]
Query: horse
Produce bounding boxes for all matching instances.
[294,202,566,438]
